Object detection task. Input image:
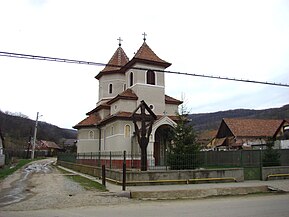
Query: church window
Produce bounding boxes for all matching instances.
[111,126,114,135]
[88,130,94,139]
[124,125,131,138]
[130,72,134,86]
[123,84,126,91]
[147,70,155,85]
[109,84,113,94]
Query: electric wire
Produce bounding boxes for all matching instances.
[0,51,288,87]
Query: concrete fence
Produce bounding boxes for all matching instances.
[57,160,244,185]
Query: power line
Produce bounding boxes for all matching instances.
[0,51,288,87]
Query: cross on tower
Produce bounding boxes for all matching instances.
[142,32,147,42]
[117,37,123,46]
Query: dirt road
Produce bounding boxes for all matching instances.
[0,158,132,211]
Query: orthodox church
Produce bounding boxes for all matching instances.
[73,36,182,166]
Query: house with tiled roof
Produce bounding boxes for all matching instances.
[74,37,182,166]
[212,118,289,150]
[35,140,62,157]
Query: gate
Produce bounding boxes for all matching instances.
[242,150,262,180]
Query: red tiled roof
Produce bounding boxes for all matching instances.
[86,103,110,115]
[223,118,284,138]
[36,140,61,150]
[107,88,138,105]
[73,113,101,129]
[121,42,171,70]
[134,42,169,64]
[165,95,183,105]
[98,111,133,126]
[95,46,129,79]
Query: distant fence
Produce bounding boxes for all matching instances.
[3,149,56,164]
[57,149,289,171]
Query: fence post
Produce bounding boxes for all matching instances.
[98,151,101,167]
[259,149,263,180]
[102,164,106,186]
[109,151,112,169]
[122,150,126,191]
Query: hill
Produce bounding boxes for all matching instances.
[0,110,77,149]
[190,104,289,132]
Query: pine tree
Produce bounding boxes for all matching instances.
[263,140,280,167]
[167,111,201,170]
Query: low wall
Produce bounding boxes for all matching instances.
[125,168,244,184]
[58,160,244,185]
[262,166,289,180]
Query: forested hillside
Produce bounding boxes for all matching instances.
[0,110,77,149]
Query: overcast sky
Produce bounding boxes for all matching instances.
[0,0,289,129]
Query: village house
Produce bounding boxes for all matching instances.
[73,37,182,167]
[35,140,62,157]
[210,118,289,150]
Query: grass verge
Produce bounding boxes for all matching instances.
[0,159,35,180]
[57,167,107,192]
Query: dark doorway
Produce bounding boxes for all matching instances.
[154,125,173,166]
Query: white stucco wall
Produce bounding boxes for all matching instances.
[110,99,137,115]
[77,128,100,153]
[98,74,125,101]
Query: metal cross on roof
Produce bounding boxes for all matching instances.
[117,37,123,46]
[142,32,147,42]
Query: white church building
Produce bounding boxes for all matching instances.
[74,37,182,167]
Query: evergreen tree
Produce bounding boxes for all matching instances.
[167,110,201,170]
[263,139,280,167]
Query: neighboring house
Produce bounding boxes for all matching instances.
[74,38,182,166]
[36,140,62,156]
[211,118,288,150]
[63,139,77,152]
[197,130,217,150]
[0,128,5,167]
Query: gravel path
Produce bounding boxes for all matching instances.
[0,159,133,211]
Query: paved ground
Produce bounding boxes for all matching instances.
[2,193,289,217]
[1,159,288,214]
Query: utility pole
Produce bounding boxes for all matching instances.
[31,112,40,160]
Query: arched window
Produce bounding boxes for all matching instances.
[147,70,155,85]
[88,130,94,139]
[124,125,131,138]
[130,72,133,86]
[109,84,113,94]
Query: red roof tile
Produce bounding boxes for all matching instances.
[73,113,101,129]
[165,95,183,105]
[98,111,133,126]
[223,118,284,138]
[134,42,169,63]
[95,46,129,79]
[107,88,138,105]
[86,103,110,115]
[122,42,171,69]
[36,140,61,150]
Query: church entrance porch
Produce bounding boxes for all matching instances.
[154,125,173,166]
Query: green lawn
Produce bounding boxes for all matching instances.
[57,167,107,192]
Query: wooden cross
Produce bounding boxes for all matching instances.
[132,100,157,171]
[117,37,123,46]
[142,32,147,42]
